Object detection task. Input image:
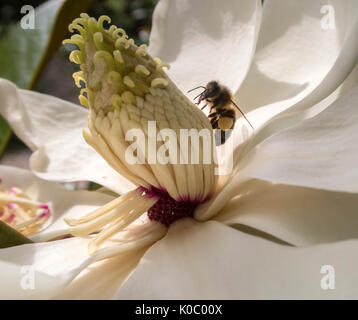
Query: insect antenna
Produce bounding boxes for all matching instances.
[187,86,206,93]
[230,99,254,130]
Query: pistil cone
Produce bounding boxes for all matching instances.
[64,14,217,203]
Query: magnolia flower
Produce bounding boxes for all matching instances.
[1,0,358,299]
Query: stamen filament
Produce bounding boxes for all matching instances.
[87,221,167,262]
[14,210,49,230]
[0,194,40,208]
[69,191,142,236]
[64,189,137,226]
[88,195,158,254]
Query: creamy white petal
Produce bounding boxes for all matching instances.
[0,237,90,277]
[176,1,358,220]
[0,78,86,150]
[238,45,358,165]
[312,62,358,118]
[0,237,90,299]
[215,180,358,246]
[0,78,134,194]
[0,223,160,299]
[202,0,358,200]
[149,0,262,94]
[237,0,358,127]
[54,249,146,299]
[0,260,65,299]
[115,219,358,299]
[29,137,134,195]
[239,84,358,193]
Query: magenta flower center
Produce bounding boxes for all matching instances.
[143,187,201,227]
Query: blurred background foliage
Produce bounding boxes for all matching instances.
[0,0,157,175]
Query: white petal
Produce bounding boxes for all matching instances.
[0,224,159,299]
[0,165,114,241]
[0,260,65,299]
[29,136,134,195]
[0,78,134,194]
[199,67,358,219]
[115,219,358,299]
[0,237,91,299]
[215,180,358,246]
[149,0,262,94]
[0,78,86,150]
[237,0,358,127]
[0,237,90,278]
[243,61,358,162]
[54,249,146,299]
[239,84,358,193]
[313,62,358,117]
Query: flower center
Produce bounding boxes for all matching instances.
[64,13,216,202]
[143,187,200,227]
[63,14,217,255]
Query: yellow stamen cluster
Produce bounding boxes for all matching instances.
[0,185,50,236]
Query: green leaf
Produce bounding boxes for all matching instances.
[0,116,12,157]
[88,182,102,191]
[0,0,94,157]
[0,0,94,247]
[0,221,33,248]
[0,0,94,89]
